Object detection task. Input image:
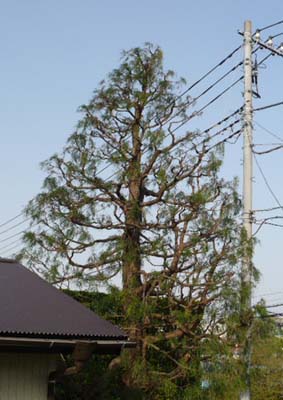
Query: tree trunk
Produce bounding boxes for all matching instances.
[122,109,143,293]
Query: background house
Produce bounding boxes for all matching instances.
[0,258,130,400]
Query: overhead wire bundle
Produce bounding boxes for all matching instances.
[3,24,282,259]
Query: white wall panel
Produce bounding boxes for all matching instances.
[0,353,57,400]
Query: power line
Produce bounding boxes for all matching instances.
[185,57,247,106]
[254,120,283,144]
[0,213,24,229]
[17,116,243,249]
[254,143,283,147]
[203,107,243,133]
[264,297,283,305]
[173,50,273,134]
[3,43,273,239]
[140,55,247,137]
[0,218,30,236]
[254,218,283,236]
[0,231,24,244]
[1,243,23,256]
[0,35,277,233]
[0,115,242,246]
[253,152,283,214]
[259,312,283,318]
[253,144,283,155]
[1,103,244,241]
[2,42,276,236]
[254,101,283,112]
[0,238,22,252]
[266,302,283,309]
[175,44,242,101]
[105,112,243,183]
[253,291,283,298]
[253,206,283,213]
[0,68,263,243]
[258,221,283,228]
[0,46,246,230]
[257,20,283,32]
[270,32,283,39]
[171,76,243,134]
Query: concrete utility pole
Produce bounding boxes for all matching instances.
[241,19,253,400]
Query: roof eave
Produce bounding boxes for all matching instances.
[0,336,135,355]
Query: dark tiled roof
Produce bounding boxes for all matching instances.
[0,259,127,340]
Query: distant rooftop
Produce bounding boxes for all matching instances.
[0,258,126,340]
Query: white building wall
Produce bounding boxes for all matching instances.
[0,353,57,400]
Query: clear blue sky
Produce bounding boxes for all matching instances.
[0,0,282,303]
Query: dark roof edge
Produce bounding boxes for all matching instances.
[0,336,135,355]
[0,257,17,264]
[0,331,128,340]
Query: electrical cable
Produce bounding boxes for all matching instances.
[174,44,242,102]
[257,20,283,32]
[0,231,24,244]
[270,32,283,39]
[1,243,23,256]
[0,39,275,231]
[0,46,245,230]
[3,42,274,239]
[253,144,283,155]
[254,120,283,143]
[253,206,283,213]
[135,52,248,137]
[14,118,242,252]
[3,32,283,264]
[0,112,242,247]
[105,110,243,183]
[0,218,30,236]
[253,143,282,147]
[5,37,278,236]
[171,76,243,134]
[1,101,244,240]
[254,218,283,236]
[171,50,269,135]
[256,220,283,228]
[253,151,283,214]
[254,101,283,112]
[0,213,24,229]
[260,312,283,318]
[0,238,22,252]
[182,55,250,108]
[253,291,283,298]
[202,108,243,134]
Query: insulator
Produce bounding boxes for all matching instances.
[267,36,273,47]
[254,30,261,42]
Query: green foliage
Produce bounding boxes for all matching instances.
[56,355,145,400]
[55,290,144,400]
[56,291,282,399]
[20,43,253,398]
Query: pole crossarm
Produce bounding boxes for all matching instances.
[238,30,283,57]
[252,39,283,57]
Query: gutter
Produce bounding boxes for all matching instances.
[0,336,135,354]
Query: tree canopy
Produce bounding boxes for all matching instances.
[21,43,249,398]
